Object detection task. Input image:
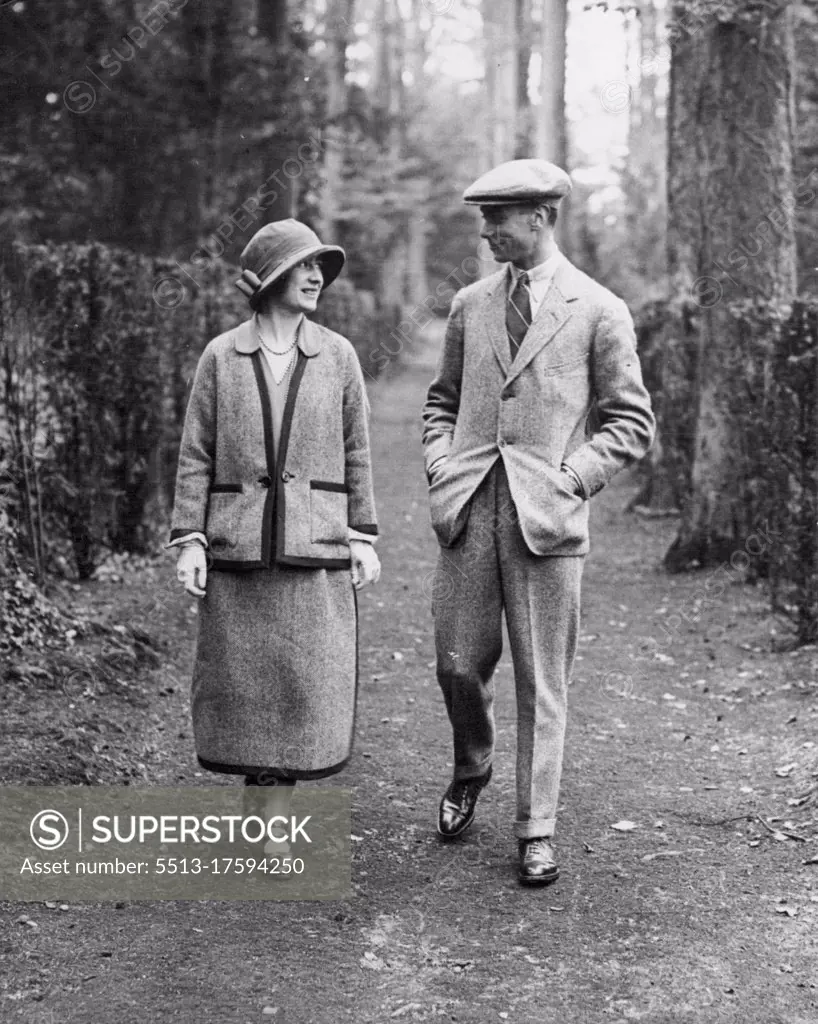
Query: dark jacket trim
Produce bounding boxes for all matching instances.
[310,480,348,493]
[209,484,243,494]
[277,554,351,569]
[251,351,276,566]
[209,557,269,571]
[274,352,308,562]
[209,554,350,571]
[350,523,378,535]
[198,754,350,781]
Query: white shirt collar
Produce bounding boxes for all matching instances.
[509,249,563,286]
[508,250,564,316]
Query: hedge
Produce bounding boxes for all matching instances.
[0,241,392,585]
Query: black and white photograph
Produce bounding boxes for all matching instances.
[1,0,818,1020]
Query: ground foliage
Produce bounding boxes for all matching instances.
[637,296,818,643]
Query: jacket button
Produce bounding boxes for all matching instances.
[258,475,272,488]
[498,439,507,447]
[281,470,293,483]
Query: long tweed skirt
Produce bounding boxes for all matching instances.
[191,563,357,779]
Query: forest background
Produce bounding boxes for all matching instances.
[2,0,818,656]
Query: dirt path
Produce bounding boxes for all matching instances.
[4,324,818,1024]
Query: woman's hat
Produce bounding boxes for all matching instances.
[235,219,345,308]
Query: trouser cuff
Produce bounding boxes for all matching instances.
[514,817,556,840]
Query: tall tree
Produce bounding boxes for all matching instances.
[483,0,518,165]
[257,0,301,221]
[536,0,568,249]
[319,0,356,243]
[665,0,797,570]
[516,0,534,155]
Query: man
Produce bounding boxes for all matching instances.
[422,159,655,885]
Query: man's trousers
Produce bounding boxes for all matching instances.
[432,461,583,840]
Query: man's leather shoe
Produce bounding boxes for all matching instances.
[518,838,559,885]
[437,766,493,838]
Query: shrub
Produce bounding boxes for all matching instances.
[0,242,395,583]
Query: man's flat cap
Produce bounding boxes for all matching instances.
[463,159,572,206]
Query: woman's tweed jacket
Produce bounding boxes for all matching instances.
[170,318,378,569]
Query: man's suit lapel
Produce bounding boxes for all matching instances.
[483,268,512,377]
[505,260,580,384]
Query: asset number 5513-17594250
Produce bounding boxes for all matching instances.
[154,857,305,875]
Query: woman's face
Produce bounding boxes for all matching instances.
[278,258,324,314]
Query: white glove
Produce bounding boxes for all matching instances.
[176,542,207,598]
[350,540,381,590]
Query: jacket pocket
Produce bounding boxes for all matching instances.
[310,481,349,545]
[206,487,243,549]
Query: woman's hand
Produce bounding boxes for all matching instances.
[176,542,207,598]
[350,540,381,590]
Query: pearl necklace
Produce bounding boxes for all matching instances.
[258,332,297,356]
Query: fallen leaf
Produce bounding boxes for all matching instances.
[775,906,798,917]
[610,820,638,832]
[642,850,684,862]
[775,763,798,778]
[803,855,818,865]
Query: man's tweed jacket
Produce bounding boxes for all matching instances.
[422,257,655,555]
[171,318,377,570]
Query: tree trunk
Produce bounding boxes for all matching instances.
[516,0,533,155]
[257,0,297,221]
[483,0,518,166]
[372,0,410,318]
[665,0,797,571]
[536,0,569,251]
[320,0,355,243]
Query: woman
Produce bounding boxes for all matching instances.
[168,219,380,829]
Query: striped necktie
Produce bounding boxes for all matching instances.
[506,270,531,360]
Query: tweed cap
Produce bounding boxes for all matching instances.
[463,159,572,207]
[236,219,345,309]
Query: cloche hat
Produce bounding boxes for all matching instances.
[236,219,345,309]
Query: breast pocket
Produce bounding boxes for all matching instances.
[310,481,349,544]
[542,352,589,377]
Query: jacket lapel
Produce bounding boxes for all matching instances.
[505,259,580,384]
[484,267,512,377]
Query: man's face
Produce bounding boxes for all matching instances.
[479,204,540,264]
